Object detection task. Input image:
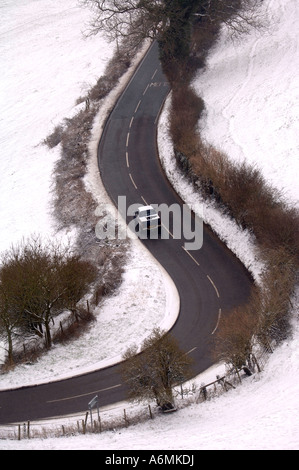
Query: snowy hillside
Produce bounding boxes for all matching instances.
[193,0,299,209]
[0,0,298,450]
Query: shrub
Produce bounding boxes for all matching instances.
[256,247,298,345]
[121,328,194,409]
[169,85,205,154]
[212,301,259,374]
[0,237,97,361]
[166,13,299,350]
[43,124,64,148]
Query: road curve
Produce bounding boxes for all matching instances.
[0,42,252,425]
[98,40,253,367]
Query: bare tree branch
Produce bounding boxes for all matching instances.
[121,328,194,409]
[80,0,264,43]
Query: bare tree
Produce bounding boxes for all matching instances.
[121,328,194,410]
[256,247,298,346]
[0,284,24,365]
[212,302,260,375]
[0,237,97,354]
[80,0,263,46]
[212,244,298,374]
[193,0,264,36]
[81,0,174,42]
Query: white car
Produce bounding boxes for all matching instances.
[134,205,161,236]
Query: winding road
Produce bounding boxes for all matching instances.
[0,42,252,425]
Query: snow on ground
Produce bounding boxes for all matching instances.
[192,0,299,209]
[0,0,298,450]
[158,98,264,284]
[0,0,175,384]
[2,314,299,450]
[0,0,111,253]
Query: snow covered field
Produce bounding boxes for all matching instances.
[0,0,298,450]
[0,0,112,253]
[193,0,299,209]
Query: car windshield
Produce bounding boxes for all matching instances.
[140,208,155,217]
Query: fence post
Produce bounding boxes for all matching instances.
[82,419,86,434]
[84,411,89,433]
[18,425,21,441]
[124,409,128,427]
[27,421,30,439]
[236,368,242,383]
[217,375,228,391]
[148,404,153,419]
[82,412,89,435]
[252,354,261,373]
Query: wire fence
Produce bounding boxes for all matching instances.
[0,359,266,442]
